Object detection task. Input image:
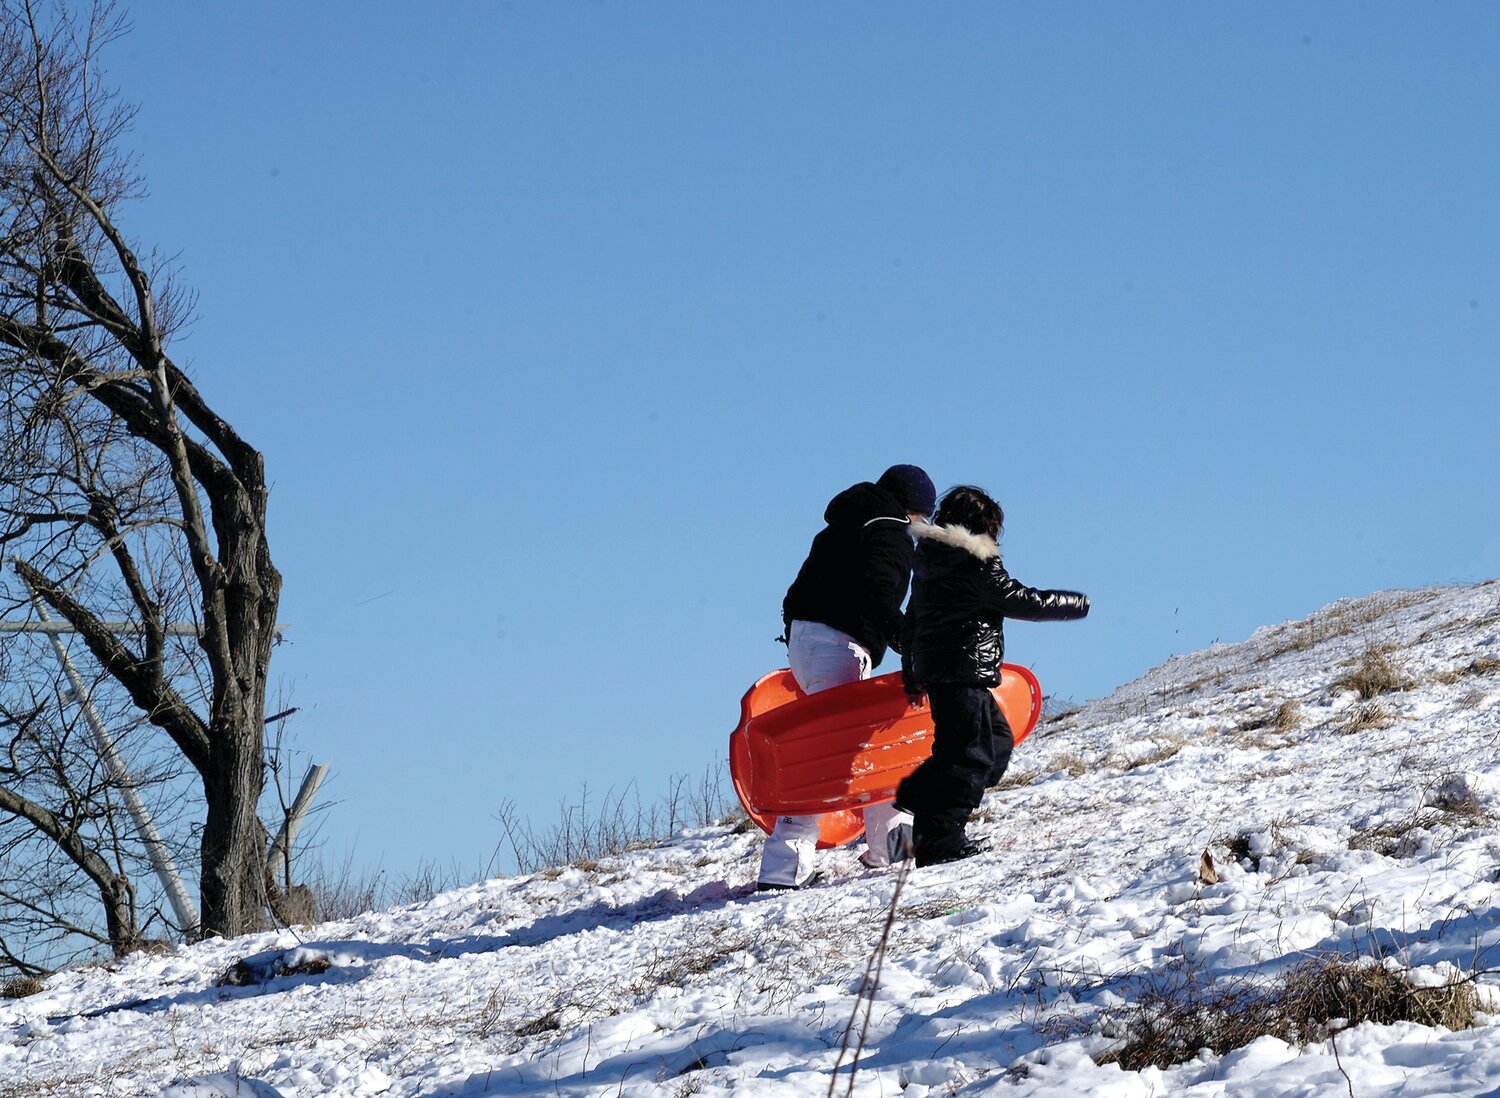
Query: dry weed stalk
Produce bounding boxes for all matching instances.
[827,857,911,1097]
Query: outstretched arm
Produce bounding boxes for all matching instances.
[980,562,1090,622]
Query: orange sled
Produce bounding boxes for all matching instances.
[729,665,1042,848]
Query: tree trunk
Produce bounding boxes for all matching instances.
[197,517,281,939]
[199,714,267,939]
[99,877,139,959]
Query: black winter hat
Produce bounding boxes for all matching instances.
[876,464,936,517]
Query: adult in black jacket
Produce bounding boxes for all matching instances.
[781,477,923,669]
[758,465,937,890]
[897,486,1089,868]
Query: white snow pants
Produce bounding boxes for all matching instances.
[756,620,909,887]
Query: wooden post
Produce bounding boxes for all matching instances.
[267,764,330,879]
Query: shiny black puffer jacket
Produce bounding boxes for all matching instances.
[782,481,915,668]
[901,524,1089,689]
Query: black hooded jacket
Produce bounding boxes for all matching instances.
[901,523,1089,689]
[782,481,915,668]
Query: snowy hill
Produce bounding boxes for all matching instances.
[4,581,1500,1097]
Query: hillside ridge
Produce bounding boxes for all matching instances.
[3,579,1499,1097]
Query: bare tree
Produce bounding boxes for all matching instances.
[0,1,283,939]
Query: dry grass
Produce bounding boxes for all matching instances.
[1097,954,1480,1072]
[1273,592,1433,657]
[1427,777,1493,827]
[992,769,1039,791]
[898,897,976,921]
[0,1072,112,1098]
[1234,700,1304,750]
[1048,753,1090,778]
[1434,656,1500,686]
[1347,813,1447,856]
[1116,734,1189,772]
[1041,695,1083,724]
[1333,648,1410,700]
[514,1008,565,1038]
[1242,699,1302,732]
[495,763,735,875]
[1458,689,1487,710]
[722,807,757,834]
[1,975,45,999]
[1218,818,1320,874]
[1279,619,1340,653]
[1339,701,1395,735]
[1347,787,1489,857]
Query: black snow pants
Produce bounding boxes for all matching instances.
[895,684,1014,860]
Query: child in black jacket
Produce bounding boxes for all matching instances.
[898,486,1089,867]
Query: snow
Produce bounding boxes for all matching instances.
[3,581,1500,1096]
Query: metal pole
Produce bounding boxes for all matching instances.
[267,763,329,873]
[21,581,200,934]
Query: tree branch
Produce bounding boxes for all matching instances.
[12,559,211,772]
[0,778,123,923]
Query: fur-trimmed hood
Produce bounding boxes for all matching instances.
[911,521,999,561]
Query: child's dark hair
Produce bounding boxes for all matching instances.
[935,485,1004,539]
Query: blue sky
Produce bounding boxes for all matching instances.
[100,3,1499,877]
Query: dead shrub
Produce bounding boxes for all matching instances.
[304,853,472,922]
[1333,649,1410,700]
[1339,702,1394,735]
[1097,955,1479,1072]
[1273,700,1303,734]
[2,975,45,999]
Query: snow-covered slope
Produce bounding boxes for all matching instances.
[4,581,1500,1097]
